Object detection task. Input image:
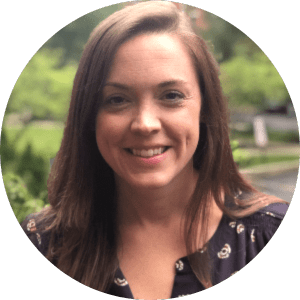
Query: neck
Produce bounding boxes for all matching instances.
[116,169,199,227]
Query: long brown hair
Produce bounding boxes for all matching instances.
[39,1,283,292]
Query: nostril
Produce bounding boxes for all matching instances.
[130,115,161,135]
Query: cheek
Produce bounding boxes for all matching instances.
[97,114,121,133]
[187,124,200,150]
[96,113,126,141]
[95,113,123,154]
[175,108,200,148]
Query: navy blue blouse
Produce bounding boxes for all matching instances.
[21,202,288,298]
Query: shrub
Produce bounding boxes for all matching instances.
[3,173,45,223]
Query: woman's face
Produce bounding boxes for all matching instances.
[96,33,201,189]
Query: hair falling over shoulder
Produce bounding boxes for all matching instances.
[37,1,286,292]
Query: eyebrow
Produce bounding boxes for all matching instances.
[104,79,189,90]
[157,80,188,88]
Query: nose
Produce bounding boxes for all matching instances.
[130,104,161,136]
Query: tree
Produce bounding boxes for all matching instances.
[190,8,250,63]
[7,49,76,121]
[42,3,124,66]
[219,51,290,111]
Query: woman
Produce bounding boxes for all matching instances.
[22,1,288,299]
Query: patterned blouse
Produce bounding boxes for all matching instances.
[21,202,288,298]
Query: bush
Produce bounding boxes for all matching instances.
[16,143,49,197]
[7,49,76,121]
[3,173,45,223]
[1,127,49,221]
[220,52,289,111]
[231,140,251,167]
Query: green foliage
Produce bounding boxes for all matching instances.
[231,139,299,168]
[231,140,251,167]
[16,143,49,197]
[7,49,76,121]
[0,126,17,172]
[42,3,124,66]
[267,130,299,144]
[220,52,289,110]
[239,153,299,169]
[3,173,45,223]
[5,124,64,159]
[1,127,49,222]
[194,10,250,63]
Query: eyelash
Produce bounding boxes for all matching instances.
[103,91,186,108]
[160,91,185,103]
[104,95,127,105]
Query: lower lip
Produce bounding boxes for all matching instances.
[131,150,169,165]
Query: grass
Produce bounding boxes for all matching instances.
[237,154,299,169]
[267,130,299,143]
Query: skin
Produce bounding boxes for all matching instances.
[96,33,201,193]
[95,33,222,299]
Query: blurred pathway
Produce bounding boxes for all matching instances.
[240,143,299,203]
[250,170,298,203]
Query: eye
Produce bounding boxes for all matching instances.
[161,91,185,104]
[103,95,129,107]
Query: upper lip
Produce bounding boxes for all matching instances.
[125,145,169,150]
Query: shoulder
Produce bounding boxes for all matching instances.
[210,202,289,283]
[20,213,51,256]
[228,201,289,253]
[240,202,289,232]
[258,202,289,219]
[216,202,289,245]
[213,201,289,255]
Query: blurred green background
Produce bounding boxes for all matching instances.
[1,1,299,222]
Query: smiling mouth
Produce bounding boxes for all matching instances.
[126,147,169,158]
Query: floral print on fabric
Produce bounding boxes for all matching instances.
[251,229,255,242]
[36,233,42,245]
[20,202,288,299]
[27,219,37,232]
[229,221,236,228]
[25,218,41,245]
[114,278,129,286]
[218,243,231,259]
[236,223,245,234]
[175,259,184,271]
[266,211,276,218]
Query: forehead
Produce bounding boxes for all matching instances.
[106,33,198,87]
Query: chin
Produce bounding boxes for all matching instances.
[131,173,182,191]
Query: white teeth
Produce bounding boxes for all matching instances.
[148,149,154,157]
[140,150,148,157]
[130,147,166,157]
